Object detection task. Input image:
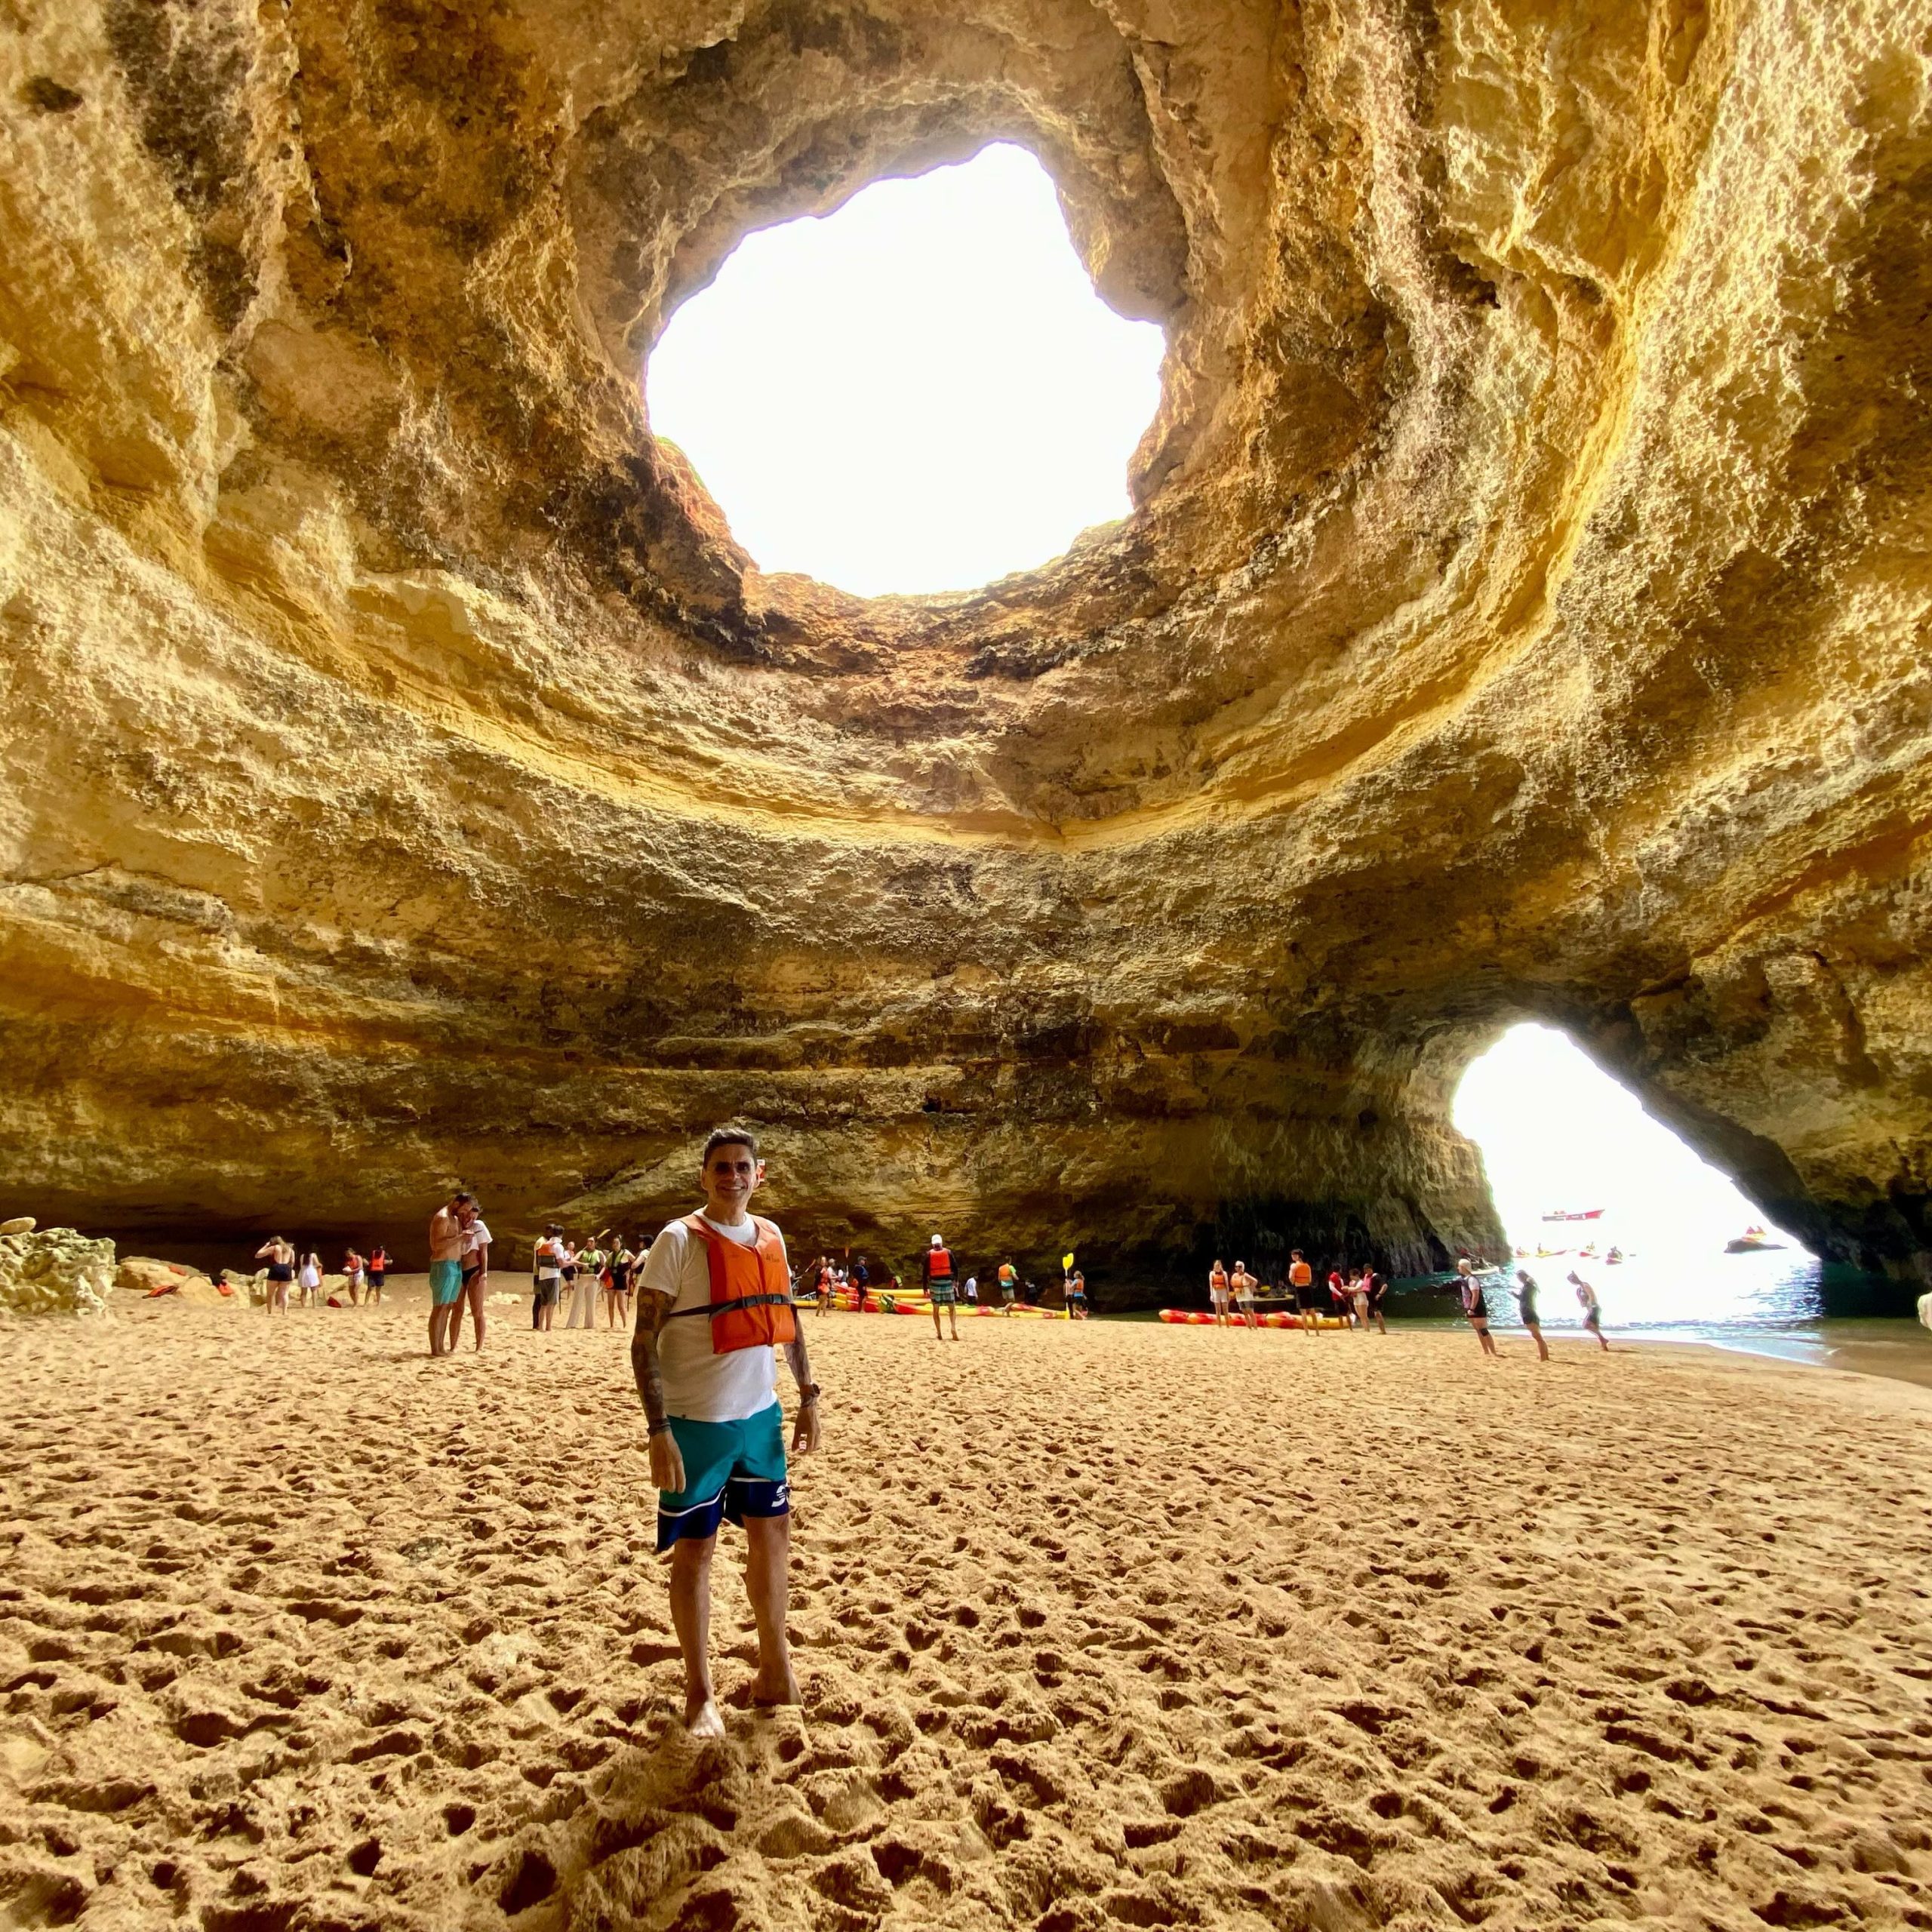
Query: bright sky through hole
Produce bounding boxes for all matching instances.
[645,143,1167,596]
[1454,1023,1804,1259]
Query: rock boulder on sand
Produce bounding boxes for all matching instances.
[0,1227,114,1318]
[0,1216,35,1235]
[118,1257,235,1306]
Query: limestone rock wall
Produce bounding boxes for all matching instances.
[2,0,1930,1287]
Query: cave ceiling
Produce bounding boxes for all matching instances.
[2,0,1930,1287]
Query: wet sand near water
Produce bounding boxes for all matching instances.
[4,1303,1930,1930]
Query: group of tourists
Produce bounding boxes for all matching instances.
[251,1236,392,1312]
[801,1240,1091,1338]
[1457,1257,1611,1358]
[1214,1251,1391,1331]
[1206,1248,1390,1331]
[529,1226,645,1333]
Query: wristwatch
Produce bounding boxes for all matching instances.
[799,1383,821,1404]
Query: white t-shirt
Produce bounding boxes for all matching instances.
[534,1237,563,1281]
[639,1214,784,1423]
[462,1220,493,1257]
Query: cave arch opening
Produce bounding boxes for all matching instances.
[1452,1021,1820,1330]
[644,140,1168,598]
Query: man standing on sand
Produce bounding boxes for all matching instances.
[1365,1266,1389,1334]
[426,1192,472,1355]
[1287,1249,1318,1337]
[922,1235,961,1341]
[632,1128,822,1736]
[1231,1260,1257,1331]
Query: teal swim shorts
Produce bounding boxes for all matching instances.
[429,1259,464,1305]
[656,1403,789,1552]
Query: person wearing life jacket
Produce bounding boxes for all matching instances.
[922,1235,960,1340]
[1231,1260,1257,1331]
[1208,1257,1232,1329]
[996,1260,1018,1312]
[632,1127,821,1737]
[1287,1249,1318,1337]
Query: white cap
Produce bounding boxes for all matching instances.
[931,1234,943,1245]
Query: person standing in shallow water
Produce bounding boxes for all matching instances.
[632,1128,822,1736]
[1458,1257,1499,1357]
[1515,1268,1549,1361]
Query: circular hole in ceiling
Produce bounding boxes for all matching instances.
[645,141,1168,599]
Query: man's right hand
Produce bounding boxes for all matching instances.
[648,1429,686,1495]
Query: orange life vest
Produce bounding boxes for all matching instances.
[676,1214,798,1354]
[1210,1266,1229,1292]
[927,1246,953,1281]
[1288,1260,1312,1287]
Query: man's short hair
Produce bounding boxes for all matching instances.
[702,1126,759,1164]
[452,1189,475,1205]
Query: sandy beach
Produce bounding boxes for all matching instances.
[4,1300,1930,1931]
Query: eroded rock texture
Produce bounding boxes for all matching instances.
[2,0,1929,1288]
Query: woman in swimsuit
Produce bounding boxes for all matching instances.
[1457,1259,1498,1357]
[254,1235,294,1314]
[343,1247,365,1305]
[604,1241,630,1329]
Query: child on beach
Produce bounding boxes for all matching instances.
[366,1245,388,1304]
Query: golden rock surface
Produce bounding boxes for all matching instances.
[1,1,1928,1285]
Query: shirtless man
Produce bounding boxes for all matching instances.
[426,1192,471,1356]
[1287,1250,1318,1337]
[632,1128,822,1736]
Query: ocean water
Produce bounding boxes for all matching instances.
[1392,1247,1932,1389]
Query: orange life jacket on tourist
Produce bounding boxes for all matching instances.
[1210,1265,1229,1292]
[677,1214,798,1355]
[1288,1260,1312,1287]
[927,1246,953,1281]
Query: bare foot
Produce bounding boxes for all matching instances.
[751,1660,801,1706]
[683,1693,725,1737]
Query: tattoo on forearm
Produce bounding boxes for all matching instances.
[632,1293,672,1426]
[785,1332,814,1392]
